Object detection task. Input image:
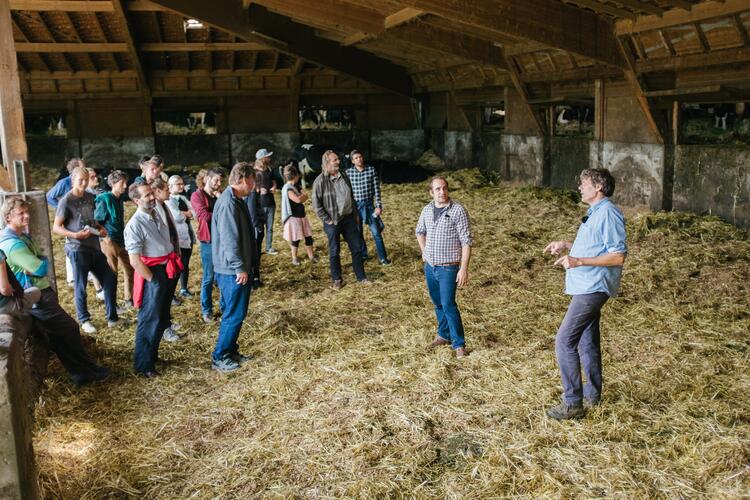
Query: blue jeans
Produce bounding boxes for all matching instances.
[262,205,275,251]
[322,213,366,282]
[356,200,388,262]
[212,273,251,361]
[200,242,224,316]
[68,249,118,322]
[424,263,464,349]
[134,265,174,373]
[555,292,609,405]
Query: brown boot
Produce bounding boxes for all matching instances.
[429,336,451,348]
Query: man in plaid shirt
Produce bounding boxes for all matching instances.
[415,176,472,358]
[346,150,391,265]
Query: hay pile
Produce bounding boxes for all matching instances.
[415,149,446,171]
[33,171,750,497]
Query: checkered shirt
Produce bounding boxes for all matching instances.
[415,200,472,266]
[346,165,382,208]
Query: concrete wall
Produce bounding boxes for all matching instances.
[674,145,750,228]
[501,134,544,184]
[591,141,664,210]
[444,131,473,168]
[232,132,300,164]
[480,132,504,174]
[81,136,154,171]
[371,130,424,161]
[156,135,230,168]
[550,137,589,190]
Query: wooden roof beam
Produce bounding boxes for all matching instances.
[636,45,750,72]
[343,7,424,46]
[14,42,129,52]
[616,0,750,35]
[395,0,626,68]
[507,56,547,136]
[112,0,149,96]
[387,21,507,68]
[250,0,385,36]
[564,0,636,20]
[616,35,663,144]
[145,0,414,97]
[611,0,664,16]
[139,42,267,51]
[9,0,114,11]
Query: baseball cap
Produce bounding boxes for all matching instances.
[255,148,274,160]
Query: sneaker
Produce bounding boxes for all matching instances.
[380,259,392,266]
[310,256,319,263]
[430,336,451,348]
[252,278,263,289]
[332,279,343,290]
[67,281,75,289]
[358,278,372,284]
[123,299,134,309]
[171,296,182,306]
[266,248,279,255]
[108,318,129,328]
[81,321,97,334]
[95,289,104,301]
[170,322,182,331]
[231,352,252,365]
[583,397,601,409]
[292,258,301,266]
[179,289,193,298]
[546,402,586,420]
[455,347,468,358]
[202,314,214,324]
[116,306,128,316]
[211,357,240,373]
[163,327,181,342]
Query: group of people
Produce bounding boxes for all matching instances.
[2,146,626,419]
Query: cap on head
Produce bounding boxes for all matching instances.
[255,148,274,160]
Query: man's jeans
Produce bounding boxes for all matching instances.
[555,292,609,405]
[134,265,174,373]
[200,242,224,316]
[68,249,118,322]
[322,213,366,282]
[424,263,464,349]
[262,205,275,251]
[212,273,251,361]
[355,200,388,262]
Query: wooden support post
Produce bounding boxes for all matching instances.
[507,57,547,136]
[594,79,606,141]
[0,0,31,191]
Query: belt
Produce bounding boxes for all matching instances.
[432,261,460,267]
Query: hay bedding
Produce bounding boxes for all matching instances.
[31,170,749,498]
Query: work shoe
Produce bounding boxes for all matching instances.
[162,327,181,342]
[430,336,451,348]
[455,347,468,358]
[171,296,182,306]
[380,259,392,266]
[332,279,343,290]
[95,289,104,301]
[266,248,279,255]
[583,397,601,409]
[231,352,252,365]
[211,357,240,373]
[179,289,194,298]
[546,402,586,420]
[70,367,110,387]
[81,321,97,334]
[202,314,214,324]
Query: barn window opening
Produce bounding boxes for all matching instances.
[299,105,354,131]
[154,110,217,135]
[184,19,204,31]
[680,102,749,145]
[554,104,594,138]
[25,112,67,137]
[483,106,505,130]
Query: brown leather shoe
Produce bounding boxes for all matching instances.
[430,336,451,348]
[332,279,343,290]
[455,347,468,358]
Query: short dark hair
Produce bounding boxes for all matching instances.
[206,167,225,180]
[428,176,448,191]
[350,149,362,158]
[229,162,255,185]
[128,182,149,201]
[580,168,616,197]
[150,154,163,166]
[107,170,128,187]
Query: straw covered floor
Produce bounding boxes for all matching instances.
[32,170,750,497]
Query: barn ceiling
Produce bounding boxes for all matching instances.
[9,0,750,103]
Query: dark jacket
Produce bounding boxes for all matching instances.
[311,169,356,225]
[211,186,258,275]
[246,190,266,236]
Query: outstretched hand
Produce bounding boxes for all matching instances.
[544,240,569,256]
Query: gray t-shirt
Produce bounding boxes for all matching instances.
[56,191,100,253]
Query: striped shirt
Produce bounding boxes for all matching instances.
[415,200,472,266]
[346,165,382,209]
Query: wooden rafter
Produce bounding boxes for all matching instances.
[90,11,121,70]
[732,14,750,46]
[564,0,636,20]
[34,11,75,71]
[658,29,676,56]
[615,35,663,144]
[395,0,626,68]
[9,0,114,11]
[611,0,663,16]
[112,0,148,95]
[630,33,647,60]
[692,22,709,52]
[616,0,749,35]
[251,0,385,36]
[61,11,99,71]
[139,42,267,51]
[636,45,750,72]
[507,56,546,136]
[343,7,423,46]
[15,42,129,52]
[669,0,694,12]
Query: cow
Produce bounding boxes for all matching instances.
[187,112,206,129]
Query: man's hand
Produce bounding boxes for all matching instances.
[236,272,249,285]
[544,240,570,256]
[143,271,154,282]
[98,227,108,238]
[374,207,382,217]
[554,255,583,269]
[456,267,469,287]
[182,210,193,219]
[74,229,90,240]
[260,188,268,195]
[325,219,333,226]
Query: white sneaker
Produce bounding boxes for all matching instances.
[170,322,182,332]
[266,248,279,255]
[81,321,97,334]
[95,289,104,301]
[163,327,181,342]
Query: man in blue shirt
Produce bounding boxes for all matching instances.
[543,168,627,420]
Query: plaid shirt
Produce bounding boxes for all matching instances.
[415,200,472,266]
[346,165,382,208]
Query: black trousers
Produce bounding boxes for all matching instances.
[134,265,175,373]
[179,248,192,291]
[322,213,366,281]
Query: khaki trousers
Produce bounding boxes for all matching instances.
[100,238,134,302]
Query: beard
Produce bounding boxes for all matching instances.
[143,200,156,211]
